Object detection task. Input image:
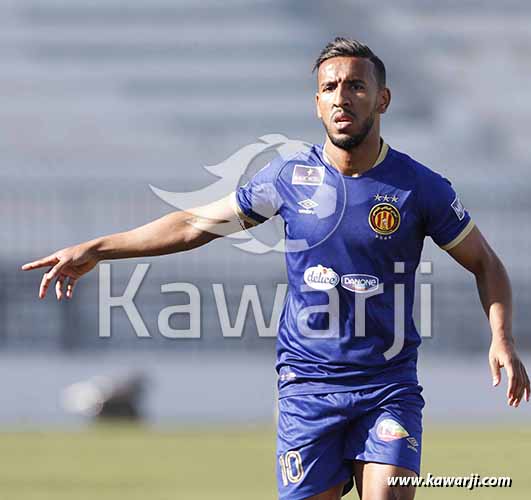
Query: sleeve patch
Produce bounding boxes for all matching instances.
[451,196,466,221]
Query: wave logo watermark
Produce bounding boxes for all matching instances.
[149,134,346,254]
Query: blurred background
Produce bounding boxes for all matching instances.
[1,0,531,498]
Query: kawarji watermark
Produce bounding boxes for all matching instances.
[98,261,433,360]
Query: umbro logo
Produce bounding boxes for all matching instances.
[298,199,318,209]
[297,199,319,214]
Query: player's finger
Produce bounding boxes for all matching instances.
[511,382,520,407]
[46,259,70,283]
[21,255,59,271]
[513,364,527,407]
[38,262,66,299]
[489,357,501,387]
[508,364,524,407]
[55,274,65,301]
[66,277,77,299]
[39,270,53,299]
[509,365,519,406]
[505,363,516,401]
[516,361,530,401]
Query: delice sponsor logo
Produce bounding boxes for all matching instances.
[303,265,339,290]
[341,274,379,293]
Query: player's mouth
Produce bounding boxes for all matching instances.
[333,111,355,129]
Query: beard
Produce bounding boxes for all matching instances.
[324,108,376,151]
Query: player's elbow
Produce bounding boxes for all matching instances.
[178,211,222,249]
[474,248,507,282]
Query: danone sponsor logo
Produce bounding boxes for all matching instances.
[341,274,379,293]
[303,265,339,290]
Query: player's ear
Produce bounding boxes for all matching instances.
[378,87,391,114]
[315,92,322,119]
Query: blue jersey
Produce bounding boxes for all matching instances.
[234,142,474,398]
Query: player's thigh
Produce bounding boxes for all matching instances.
[303,482,345,500]
[277,393,352,500]
[345,384,424,482]
[353,461,417,500]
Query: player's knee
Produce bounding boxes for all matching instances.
[388,485,416,500]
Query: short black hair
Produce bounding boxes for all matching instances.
[313,37,386,88]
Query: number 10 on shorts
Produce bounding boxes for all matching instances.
[279,451,305,486]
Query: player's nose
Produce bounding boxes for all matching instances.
[332,83,351,108]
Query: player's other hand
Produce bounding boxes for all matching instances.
[21,242,99,300]
[489,339,530,408]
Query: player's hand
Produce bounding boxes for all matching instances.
[21,242,99,300]
[489,339,530,407]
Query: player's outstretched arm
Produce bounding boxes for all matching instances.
[21,194,248,301]
[447,226,530,408]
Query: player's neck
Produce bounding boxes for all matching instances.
[323,133,382,177]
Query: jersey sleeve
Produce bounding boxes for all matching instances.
[419,171,475,250]
[231,159,284,227]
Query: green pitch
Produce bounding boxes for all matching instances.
[0,424,529,499]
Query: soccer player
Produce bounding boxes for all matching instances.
[22,38,529,500]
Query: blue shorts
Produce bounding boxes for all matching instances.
[276,383,424,500]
